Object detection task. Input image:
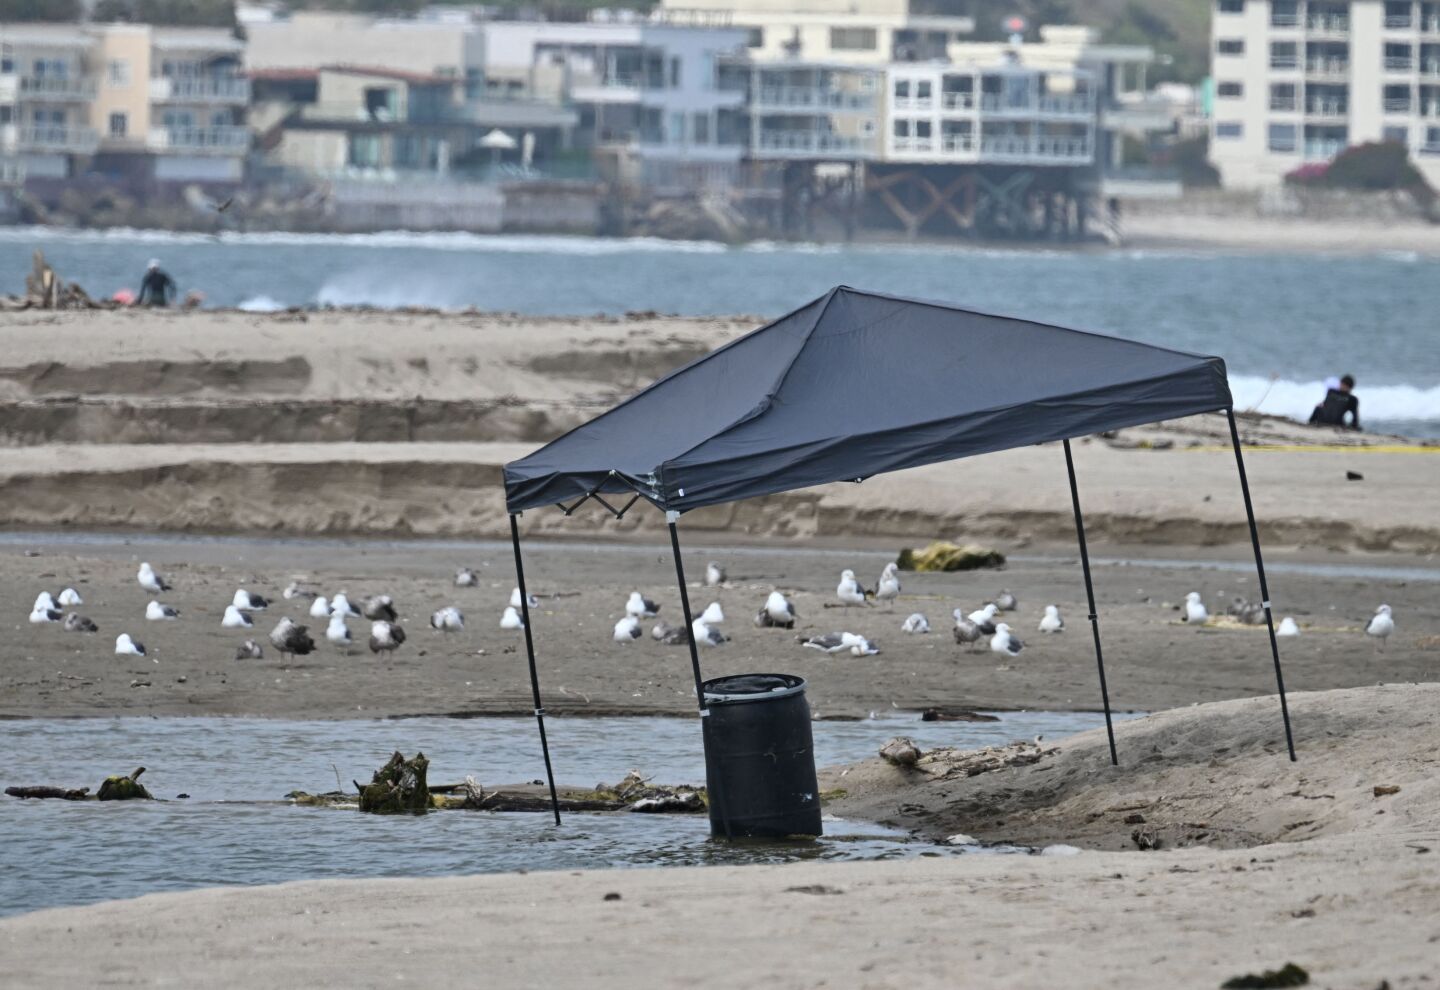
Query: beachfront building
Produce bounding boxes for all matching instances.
[0,23,249,184]
[1209,0,1440,188]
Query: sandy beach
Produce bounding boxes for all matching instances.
[2,685,1436,989]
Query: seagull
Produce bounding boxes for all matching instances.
[145,601,179,621]
[1276,616,1300,637]
[652,621,688,645]
[221,605,253,628]
[282,582,317,601]
[326,613,352,651]
[759,591,797,629]
[33,591,57,613]
[692,618,727,647]
[1039,605,1064,634]
[801,632,852,654]
[57,587,83,607]
[362,595,397,622]
[235,639,264,660]
[613,615,642,642]
[232,589,269,612]
[510,587,539,610]
[29,603,61,624]
[330,593,360,618]
[705,561,726,587]
[875,563,901,609]
[309,596,331,619]
[430,606,464,633]
[626,592,660,618]
[836,569,868,608]
[500,606,525,630]
[115,633,146,657]
[63,613,98,633]
[901,613,930,634]
[1183,592,1209,625]
[455,568,479,588]
[995,589,1018,612]
[369,620,406,654]
[990,622,1024,657]
[137,562,171,594]
[843,632,880,656]
[967,604,1000,636]
[952,613,982,650]
[1365,604,1394,650]
[700,601,725,626]
[269,617,315,659]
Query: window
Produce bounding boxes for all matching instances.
[894,79,910,98]
[862,119,875,135]
[692,111,710,144]
[108,59,129,86]
[1270,82,1297,109]
[0,44,12,74]
[109,111,127,137]
[1271,0,1299,25]
[1218,0,1244,11]
[916,80,932,99]
[1216,121,1244,138]
[669,111,685,142]
[1217,38,1245,55]
[1271,41,1299,68]
[0,106,11,124]
[1268,122,1296,151]
[746,28,763,48]
[1384,125,1409,144]
[892,119,909,137]
[830,27,878,51]
[915,120,932,137]
[669,57,680,88]
[1217,81,1244,97]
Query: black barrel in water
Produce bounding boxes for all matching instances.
[701,673,822,839]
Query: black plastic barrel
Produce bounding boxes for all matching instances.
[700,673,823,839]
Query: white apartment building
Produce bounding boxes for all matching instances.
[1210,0,1440,187]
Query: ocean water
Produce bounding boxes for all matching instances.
[1,227,1437,436]
[0,710,1116,917]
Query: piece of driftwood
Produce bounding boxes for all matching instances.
[97,767,153,801]
[5,785,91,800]
[914,740,1057,781]
[880,737,922,767]
[921,708,1001,723]
[291,770,708,815]
[357,751,430,814]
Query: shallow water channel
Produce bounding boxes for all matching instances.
[0,710,1120,917]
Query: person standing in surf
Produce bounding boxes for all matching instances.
[136,259,177,307]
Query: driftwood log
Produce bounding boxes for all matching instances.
[5,785,91,800]
[357,752,430,814]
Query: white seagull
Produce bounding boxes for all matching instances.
[1183,592,1209,625]
[115,633,146,657]
[1276,617,1301,637]
[309,596,331,619]
[1365,604,1394,650]
[455,568,479,588]
[330,593,361,618]
[500,606,525,631]
[362,595,397,622]
[875,563,901,609]
[29,603,61,624]
[1039,605,1065,634]
[326,613,352,650]
[967,604,1000,636]
[700,601,725,626]
[232,589,269,612]
[705,562,726,587]
[137,562,171,594]
[626,592,660,618]
[759,591,797,629]
[836,569,868,608]
[843,632,880,656]
[952,613,982,650]
[995,590,1018,612]
[613,615,643,643]
[33,591,57,613]
[802,632,853,654]
[221,605,253,628]
[901,613,930,634]
[368,620,405,655]
[145,601,180,621]
[990,622,1024,657]
[692,618,727,647]
[57,587,83,607]
[430,606,464,633]
[235,639,263,660]
[63,613,98,633]
[510,587,539,610]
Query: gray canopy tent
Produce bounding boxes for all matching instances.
[504,286,1296,825]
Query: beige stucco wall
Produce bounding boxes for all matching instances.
[91,25,152,147]
[316,70,408,119]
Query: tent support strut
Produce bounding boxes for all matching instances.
[509,513,563,824]
[1062,439,1118,766]
[1225,409,1298,762]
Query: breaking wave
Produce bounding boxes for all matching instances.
[1228,374,1440,425]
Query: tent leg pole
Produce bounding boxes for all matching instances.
[667,513,727,836]
[509,513,563,825]
[1225,409,1298,762]
[1062,439,1118,767]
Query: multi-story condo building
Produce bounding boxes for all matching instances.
[0,23,248,183]
[1210,0,1440,187]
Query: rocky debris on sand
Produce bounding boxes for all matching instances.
[896,541,1006,573]
[97,767,153,801]
[1220,962,1310,988]
[357,751,430,814]
[911,740,1056,781]
[880,737,922,767]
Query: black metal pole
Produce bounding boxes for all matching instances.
[509,513,563,824]
[1062,439,1119,766]
[1225,409,1298,762]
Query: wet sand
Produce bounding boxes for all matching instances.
[3,534,1435,721]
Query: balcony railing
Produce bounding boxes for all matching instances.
[150,75,251,103]
[147,125,250,154]
[1306,15,1350,32]
[1385,97,1414,112]
[1425,18,1440,33]
[1420,102,1440,116]
[1272,12,1300,27]
[1306,98,1349,115]
[977,134,1090,160]
[941,133,974,152]
[1037,94,1093,115]
[941,91,975,111]
[754,130,864,154]
[754,86,872,111]
[1270,95,1299,110]
[1421,141,1440,153]
[1303,139,1346,159]
[892,135,935,153]
[1306,58,1351,75]
[1271,54,1300,69]
[1386,14,1415,29]
[18,76,97,101]
[893,95,934,111]
[1386,55,1415,70]
[4,124,100,154]
[1423,60,1440,75]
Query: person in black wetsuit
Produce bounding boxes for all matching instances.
[136,259,176,307]
[1308,374,1360,430]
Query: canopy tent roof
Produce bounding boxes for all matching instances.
[504,286,1232,515]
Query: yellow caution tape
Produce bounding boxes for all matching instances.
[1186,444,1439,454]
